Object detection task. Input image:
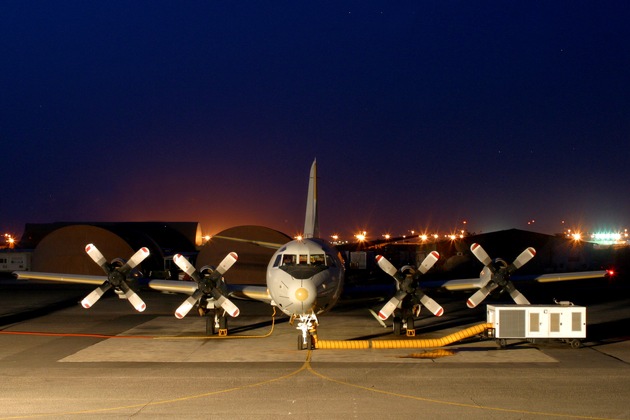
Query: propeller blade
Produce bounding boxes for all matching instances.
[377,290,406,320]
[368,309,388,328]
[509,288,531,305]
[119,247,151,274]
[375,255,398,278]
[175,289,203,319]
[85,244,108,273]
[466,281,498,308]
[81,283,112,309]
[418,251,440,274]
[470,243,492,267]
[119,281,147,312]
[215,295,240,317]
[418,293,444,317]
[505,281,531,305]
[173,254,202,282]
[215,252,238,275]
[510,247,536,271]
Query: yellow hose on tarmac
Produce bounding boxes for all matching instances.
[315,323,492,350]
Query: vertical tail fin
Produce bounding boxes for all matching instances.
[303,159,319,238]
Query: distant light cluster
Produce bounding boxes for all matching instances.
[565,229,629,246]
[329,229,469,245]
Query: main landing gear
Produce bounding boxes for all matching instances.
[204,309,229,336]
[392,315,416,337]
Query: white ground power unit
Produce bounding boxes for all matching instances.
[486,304,586,348]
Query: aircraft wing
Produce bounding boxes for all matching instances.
[13,271,106,285]
[149,279,198,295]
[422,270,609,291]
[528,270,609,283]
[227,284,272,304]
[148,280,272,304]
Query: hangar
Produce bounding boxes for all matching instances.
[16,222,290,284]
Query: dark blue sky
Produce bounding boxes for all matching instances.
[2,1,629,241]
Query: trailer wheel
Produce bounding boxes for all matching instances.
[570,339,582,349]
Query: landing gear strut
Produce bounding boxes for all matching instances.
[295,313,318,350]
[392,311,416,336]
[205,310,228,336]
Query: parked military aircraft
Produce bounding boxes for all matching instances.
[13,159,611,348]
[149,159,345,349]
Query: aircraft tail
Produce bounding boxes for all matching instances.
[303,159,319,238]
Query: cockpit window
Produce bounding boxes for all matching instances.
[275,253,333,268]
[273,254,282,267]
[310,254,325,266]
[282,254,297,265]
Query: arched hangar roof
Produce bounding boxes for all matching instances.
[28,222,201,275]
[197,225,290,285]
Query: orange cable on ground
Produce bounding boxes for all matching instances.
[316,322,492,350]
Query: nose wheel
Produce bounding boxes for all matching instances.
[296,313,318,350]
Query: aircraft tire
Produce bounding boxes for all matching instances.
[393,317,402,336]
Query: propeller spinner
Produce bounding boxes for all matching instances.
[82,243,149,312]
[466,243,534,308]
[375,251,443,320]
[171,252,239,319]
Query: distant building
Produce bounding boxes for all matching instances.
[16,222,201,276]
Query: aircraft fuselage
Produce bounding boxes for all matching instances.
[266,238,344,317]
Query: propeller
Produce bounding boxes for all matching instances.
[82,243,149,312]
[171,252,239,319]
[466,243,534,308]
[375,251,443,320]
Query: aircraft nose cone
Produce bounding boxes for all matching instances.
[295,287,309,302]
[292,281,316,311]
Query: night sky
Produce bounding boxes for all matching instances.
[2,1,629,242]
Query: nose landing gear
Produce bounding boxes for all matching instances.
[294,313,318,350]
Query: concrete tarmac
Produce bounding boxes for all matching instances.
[0,277,629,419]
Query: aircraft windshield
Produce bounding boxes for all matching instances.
[273,253,330,267]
